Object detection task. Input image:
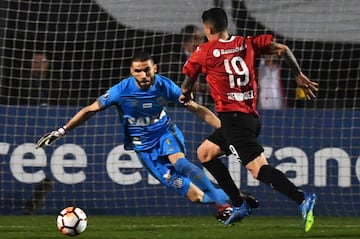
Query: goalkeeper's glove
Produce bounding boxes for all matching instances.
[36,126,67,149]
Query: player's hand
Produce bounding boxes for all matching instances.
[183,99,196,108]
[36,127,67,149]
[179,92,194,104]
[295,73,319,100]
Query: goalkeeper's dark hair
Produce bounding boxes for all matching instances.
[131,51,154,64]
[202,7,228,33]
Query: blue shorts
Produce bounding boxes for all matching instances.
[135,124,191,197]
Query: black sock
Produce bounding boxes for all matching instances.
[202,158,243,207]
[257,165,304,204]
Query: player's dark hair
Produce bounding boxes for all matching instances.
[180,25,200,43]
[131,51,154,63]
[202,7,228,33]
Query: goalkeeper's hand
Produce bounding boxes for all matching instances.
[36,126,67,149]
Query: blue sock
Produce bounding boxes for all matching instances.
[174,157,227,206]
[202,189,229,204]
[202,193,214,203]
[216,188,230,202]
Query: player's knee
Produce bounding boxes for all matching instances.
[197,141,219,163]
[186,185,203,203]
[189,195,202,203]
[248,168,259,179]
[247,164,262,179]
[245,153,268,179]
[196,146,208,163]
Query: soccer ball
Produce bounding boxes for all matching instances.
[56,206,88,236]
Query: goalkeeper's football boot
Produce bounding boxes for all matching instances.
[215,204,232,222]
[223,201,251,227]
[299,193,317,232]
[240,192,260,208]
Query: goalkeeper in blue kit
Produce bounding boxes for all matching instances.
[36,51,258,221]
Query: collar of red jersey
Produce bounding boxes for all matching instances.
[219,36,235,43]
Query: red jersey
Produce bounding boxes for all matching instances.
[183,34,273,116]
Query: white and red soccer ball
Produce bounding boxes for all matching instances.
[56,206,88,236]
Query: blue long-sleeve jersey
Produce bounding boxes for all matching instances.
[98,74,183,151]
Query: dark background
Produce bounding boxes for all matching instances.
[1,0,359,108]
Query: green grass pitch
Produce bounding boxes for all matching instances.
[0,215,359,239]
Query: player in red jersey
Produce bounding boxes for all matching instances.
[180,8,318,231]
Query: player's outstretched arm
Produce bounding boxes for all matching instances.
[36,100,103,148]
[270,42,319,100]
[292,72,318,100]
[185,100,220,129]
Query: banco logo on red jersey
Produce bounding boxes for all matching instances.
[213,45,247,58]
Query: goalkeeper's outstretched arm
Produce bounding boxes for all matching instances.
[64,100,102,131]
[184,100,220,129]
[36,100,103,148]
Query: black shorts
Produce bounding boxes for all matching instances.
[207,112,264,166]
